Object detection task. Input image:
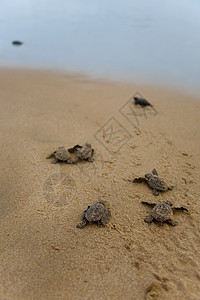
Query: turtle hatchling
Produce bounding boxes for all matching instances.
[133,169,174,196]
[68,142,94,162]
[141,200,188,225]
[46,147,78,164]
[12,40,23,46]
[134,96,152,107]
[76,200,111,228]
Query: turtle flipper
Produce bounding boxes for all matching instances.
[46,152,55,159]
[87,157,94,162]
[168,185,174,190]
[141,201,157,207]
[133,177,146,183]
[173,206,188,212]
[81,209,88,220]
[68,145,81,153]
[66,157,79,164]
[152,189,159,196]
[51,158,59,164]
[144,216,154,223]
[101,210,111,226]
[97,221,104,227]
[167,219,178,226]
[76,219,87,228]
[87,149,94,161]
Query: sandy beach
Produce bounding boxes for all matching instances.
[0,68,200,299]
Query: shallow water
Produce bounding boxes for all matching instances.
[0,0,200,92]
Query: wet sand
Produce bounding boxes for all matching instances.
[0,68,200,299]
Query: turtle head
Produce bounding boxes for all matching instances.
[165,200,173,207]
[98,199,110,209]
[98,199,106,206]
[134,97,139,104]
[145,173,153,180]
[85,141,91,148]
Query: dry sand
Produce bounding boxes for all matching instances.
[0,68,200,300]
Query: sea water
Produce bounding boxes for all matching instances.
[0,0,200,93]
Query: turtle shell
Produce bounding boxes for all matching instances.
[55,148,70,161]
[151,202,173,222]
[148,176,168,191]
[85,202,105,222]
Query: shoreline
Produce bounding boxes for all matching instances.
[1,66,200,98]
[0,68,200,299]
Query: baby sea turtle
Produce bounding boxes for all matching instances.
[12,40,23,46]
[142,200,188,225]
[68,142,94,162]
[133,169,174,196]
[46,147,78,164]
[76,200,111,228]
[134,96,152,107]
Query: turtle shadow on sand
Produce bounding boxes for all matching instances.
[142,200,188,226]
[133,169,174,196]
